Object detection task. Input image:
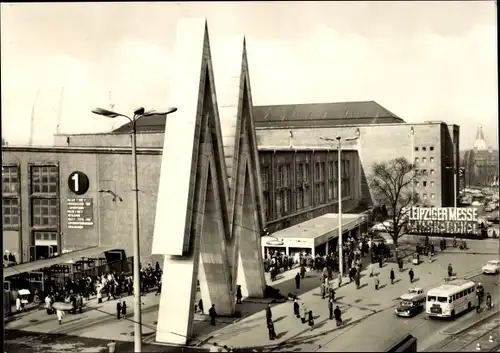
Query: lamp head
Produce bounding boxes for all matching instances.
[134,107,145,116]
[336,136,341,141]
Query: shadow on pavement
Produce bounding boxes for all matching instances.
[5,329,206,353]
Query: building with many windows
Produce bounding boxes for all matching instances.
[2,144,361,264]
[2,100,459,266]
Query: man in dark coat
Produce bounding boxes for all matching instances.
[408,268,415,283]
[236,285,243,304]
[378,255,383,268]
[266,304,272,321]
[355,272,361,289]
[300,265,306,279]
[209,304,217,326]
[121,300,127,319]
[328,298,334,320]
[390,269,396,285]
[198,298,204,315]
[295,273,301,290]
[267,318,276,340]
[334,305,342,326]
[293,299,300,318]
[116,300,122,320]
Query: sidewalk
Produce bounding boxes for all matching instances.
[197,251,494,351]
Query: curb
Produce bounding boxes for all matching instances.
[441,307,500,336]
[267,311,377,351]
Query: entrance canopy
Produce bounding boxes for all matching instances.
[262,213,367,250]
[4,245,116,278]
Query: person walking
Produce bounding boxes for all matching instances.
[334,305,342,327]
[308,310,315,327]
[77,293,83,314]
[329,287,335,302]
[378,255,383,268]
[300,265,306,279]
[486,292,492,310]
[355,272,361,289]
[209,304,217,326]
[121,300,127,319]
[45,295,52,315]
[198,298,204,315]
[320,282,326,299]
[295,272,301,290]
[328,298,334,320]
[56,309,65,325]
[236,285,243,304]
[267,318,276,340]
[374,274,380,290]
[266,304,272,322]
[97,287,103,304]
[293,299,300,318]
[300,303,307,324]
[116,300,122,320]
[409,268,414,283]
[475,294,481,313]
[390,269,395,285]
[337,272,342,288]
[448,263,453,277]
[368,262,374,277]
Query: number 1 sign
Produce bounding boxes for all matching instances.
[68,171,90,195]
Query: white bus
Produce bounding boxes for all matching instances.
[426,279,476,318]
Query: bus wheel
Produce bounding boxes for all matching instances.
[451,310,455,319]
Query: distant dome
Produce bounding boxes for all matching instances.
[473,125,488,151]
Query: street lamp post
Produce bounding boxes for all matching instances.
[92,106,177,353]
[410,126,415,206]
[446,140,458,210]
[320,129,360,277]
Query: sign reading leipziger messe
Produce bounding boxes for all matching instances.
[67,198,94,229]
[407,207,478,235]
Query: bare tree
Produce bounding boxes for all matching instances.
[369,157,421,252]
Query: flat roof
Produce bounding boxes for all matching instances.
[258,146,357,152]
[270,213,362,240]
[4,245,116,278]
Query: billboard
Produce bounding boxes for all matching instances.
[406,207,478,235]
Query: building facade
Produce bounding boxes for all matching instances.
[2,144,362,264]
[256,120,460,209]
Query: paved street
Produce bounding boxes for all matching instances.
[5,245,498,352]
[198,251,497,351]
[424,308,500,352]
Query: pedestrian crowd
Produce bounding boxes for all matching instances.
[36,261,163,326]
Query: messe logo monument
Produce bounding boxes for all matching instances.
[151,19,266,345]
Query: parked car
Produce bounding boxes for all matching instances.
[395,288,425,317]
[482,260,500,274]
[371,220,394,232]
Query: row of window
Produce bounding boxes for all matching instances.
[416,169,436,176]
[415,193,436,200]
[262,160,349,191]
[415,180,435,188]
[415,146,435,152]
[261,160,350,219]
[415,157,435,164]
[2,165,58,194]
[2,165,59,230]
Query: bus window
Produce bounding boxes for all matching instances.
[452,295,455,301]
[448,297,452,303]
[438,297,447,303]
[428,296,437,302]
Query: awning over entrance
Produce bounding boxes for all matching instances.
[4,245,117,278]
[262,213,367,250]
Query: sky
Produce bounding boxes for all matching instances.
[1,1,498,149]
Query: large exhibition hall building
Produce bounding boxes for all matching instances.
[2,100,459,267]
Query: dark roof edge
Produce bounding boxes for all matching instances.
[2,146,162,155]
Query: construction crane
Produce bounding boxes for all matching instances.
[56,87,65,135]
[28,88,41,146]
